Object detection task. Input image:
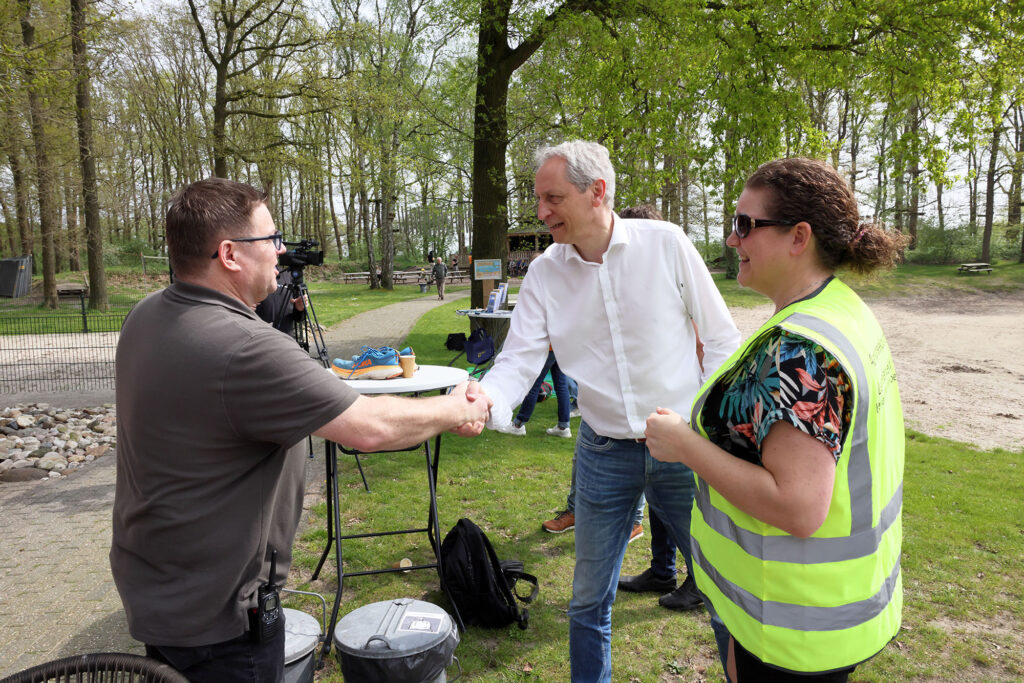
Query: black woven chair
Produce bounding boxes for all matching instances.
[0,653,187,683]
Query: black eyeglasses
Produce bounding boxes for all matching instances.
[731,214,795,239]
[210,232,283,259]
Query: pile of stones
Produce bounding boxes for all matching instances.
[0,403,116,482]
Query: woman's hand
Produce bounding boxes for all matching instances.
[645,407,696,465]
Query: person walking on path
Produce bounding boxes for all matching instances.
[432,256,448,300]
[462,140,740,682]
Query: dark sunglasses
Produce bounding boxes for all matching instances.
[210,232,284,259]
[731,213,795,239]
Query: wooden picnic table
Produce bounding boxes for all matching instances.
[56,283,88,298]
[957,262,993,275]
[339,269,471,286]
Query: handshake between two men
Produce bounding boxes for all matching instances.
[312,378,493,454]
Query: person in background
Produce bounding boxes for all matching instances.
[614,203,704,611]
[432,256,448,300]
[498,348,574,439]
[255,266,305,336]
[463,141,741,682]
[646,157,906,681]
[112,178,490,682]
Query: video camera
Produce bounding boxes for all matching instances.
[279,239,324,268]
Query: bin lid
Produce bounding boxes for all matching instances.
[284,608,322,663]
[332,598,454,660]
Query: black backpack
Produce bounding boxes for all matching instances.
[435,518,538,629]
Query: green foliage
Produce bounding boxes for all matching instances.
[904,221,1023,265]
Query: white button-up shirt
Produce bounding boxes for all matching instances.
[481,216,741,439]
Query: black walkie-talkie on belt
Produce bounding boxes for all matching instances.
[249,549,283,644]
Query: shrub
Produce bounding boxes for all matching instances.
[904,220,1021,264]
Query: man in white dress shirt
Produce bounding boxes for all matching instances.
[472,141,740,682]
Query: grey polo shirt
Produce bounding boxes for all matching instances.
[111,281,357,647]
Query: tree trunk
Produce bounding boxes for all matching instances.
[378,127,400,290]
[471,6,515,307]
[70,0,107,306]
[680,163,690,236]
[0,191,16,256]
[64,173,80,271]
[359,174,378,289]
[20,0,58,308]
[849,102,861,197]
[906,103,920,249]
[325,132,343,258]
[968,149,979,235]
[345,182,356,257]
[722,130,738,279]
[662,154,677,225]
[6,140,33,261]
[982,121,999,263]
[1008,105,1022,228]
[210,48,231,177]
[456,171,467,257]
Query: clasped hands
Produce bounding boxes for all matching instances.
[449,380,492,437]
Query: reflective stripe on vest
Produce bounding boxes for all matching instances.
[694,478,902,564]
[692,537,902,631]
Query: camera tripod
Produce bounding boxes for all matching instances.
[284,267,329,369]
[270,266,373,497]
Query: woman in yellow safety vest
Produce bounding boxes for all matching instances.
[645,158,908,682]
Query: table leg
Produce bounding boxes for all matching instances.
[322,442,347,659]
[425,432,465,632]
[311,440,337,582]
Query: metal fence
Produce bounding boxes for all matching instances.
[0,292,142,393]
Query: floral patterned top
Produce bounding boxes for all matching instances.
[701,329,853,466]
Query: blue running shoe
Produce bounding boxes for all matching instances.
[332,346,402,380]
[346,345,412,361]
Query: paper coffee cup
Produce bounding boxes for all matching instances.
[399,355,416,378]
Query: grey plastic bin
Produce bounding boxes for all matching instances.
[333,598,459,682]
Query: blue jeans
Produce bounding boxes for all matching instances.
[703,595,733,682]
[569,421,697,682]
[564,458,644,530]
[647,506,677,580]
[516,350,571,427]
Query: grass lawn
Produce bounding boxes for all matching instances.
[715,262,1024,309]
[286,299,1024,682]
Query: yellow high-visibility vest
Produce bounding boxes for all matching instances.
[689,278,904,673]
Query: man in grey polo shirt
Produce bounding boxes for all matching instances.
[111,178,490,682]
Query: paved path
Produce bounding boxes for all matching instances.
[0,291,467,677]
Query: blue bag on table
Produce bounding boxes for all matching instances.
[464,328,494,365]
